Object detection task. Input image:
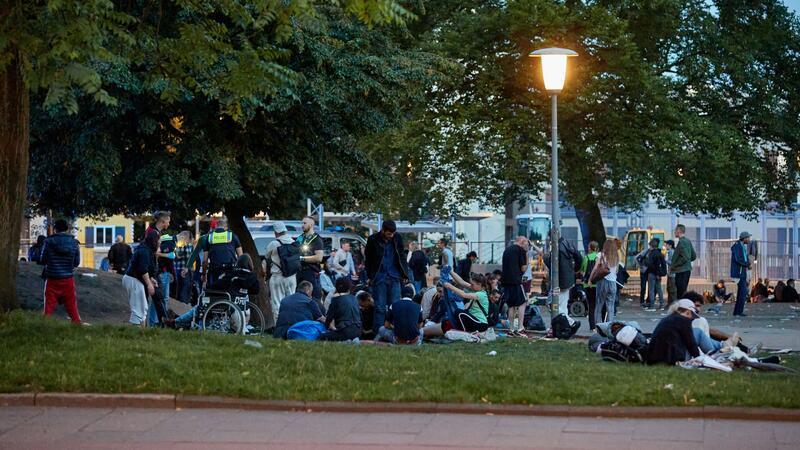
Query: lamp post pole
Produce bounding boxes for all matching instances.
[530,47,576,322]
[549,93,560,319]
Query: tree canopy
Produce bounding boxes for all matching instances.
[374,0,800,243]
[0,0,421,312]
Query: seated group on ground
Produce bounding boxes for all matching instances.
[588,290,756,366]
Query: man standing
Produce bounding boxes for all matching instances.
[408,241,428,293]
[201,216,243,286]
[456,251,478,281]
[296,216,324,305]
[108,235,133,275]
[265,221,298,325]
[645,238,666,310]
[635,246,649,307]
[544,237,582,332]
[365,220,410,336]
[665,240,677,305]
[730,232,752,317]
[670,224,696,299]
[146,211,171,326]
[40,219,82,323]
[437,238,454,269]
[330,241,356,280]
[501,236,529,336]
[580,241,599,331]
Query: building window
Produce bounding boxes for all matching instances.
[95,226,114,245]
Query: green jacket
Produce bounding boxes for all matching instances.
[580,252,598,287]
[670,236,696,274]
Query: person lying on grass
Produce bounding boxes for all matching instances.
[443,272,491,333]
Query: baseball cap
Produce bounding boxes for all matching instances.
[676,299,700,318]
[615,325,638,347]
[739,231,752,240]
[272,221,287,233]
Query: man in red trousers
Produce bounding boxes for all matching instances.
[40,219,82,323]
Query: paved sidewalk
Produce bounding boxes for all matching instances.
[1,406,798,449]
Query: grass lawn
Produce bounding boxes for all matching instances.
[1,312,798,408]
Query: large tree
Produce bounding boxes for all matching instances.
[1,0,414,313]
[26,4,444,319]
[379,0,800,246]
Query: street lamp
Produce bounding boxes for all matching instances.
[530,47,577,321]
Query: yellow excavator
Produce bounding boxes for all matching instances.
[621,227,667,276]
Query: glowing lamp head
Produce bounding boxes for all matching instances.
[301,244,310,253]
[530,48,577,93]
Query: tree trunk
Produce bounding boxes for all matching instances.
[226,204,273,327]
[576,201,607,250]
[0,53,29,314]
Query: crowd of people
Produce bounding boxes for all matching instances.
[28,214,800,365]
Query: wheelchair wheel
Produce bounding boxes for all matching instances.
[569,300,587,317]
[242,301,266,336]
[201,300,243,334]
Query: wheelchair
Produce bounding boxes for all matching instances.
[191,288,266,336]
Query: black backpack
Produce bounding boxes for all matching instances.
[600,341,645,363]
[654,251,667,277]
[551,313,576,339]
[525,305,546,331]
[276,241,301,277]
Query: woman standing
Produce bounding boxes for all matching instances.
[592,239,620,326]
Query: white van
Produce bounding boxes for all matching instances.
[251,230,366,266]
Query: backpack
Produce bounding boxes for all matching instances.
[654,251,667,277]
[286,320,326,340]
[525,305,546,331]
[551,313,576,339]
[276,241,301,277]
[600,341,645,363]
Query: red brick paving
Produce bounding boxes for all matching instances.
[1,406,797,449]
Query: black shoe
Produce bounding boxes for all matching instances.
[734,313,748,317]
[570,321,581,335]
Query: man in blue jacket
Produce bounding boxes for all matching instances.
[730,232,752,317]
[39,219,82,323]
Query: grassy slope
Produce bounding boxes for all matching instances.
[1,312,798,408]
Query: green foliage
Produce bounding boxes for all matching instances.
[28,4,444,221]
[2,312,799,407]
[381,0,800,220]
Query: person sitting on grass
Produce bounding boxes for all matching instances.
[646,299,701,365]
[356,290,376,340]
[443,272,490,333]
[321,278,362,342]
[273,281,325,339]
[377,292,424,345]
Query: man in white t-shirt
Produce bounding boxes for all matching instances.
[265,221,298,324]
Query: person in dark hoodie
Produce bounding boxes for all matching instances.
[39,219,82,323]
[646,299,701,365]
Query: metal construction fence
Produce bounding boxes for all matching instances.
[453,238,799,283]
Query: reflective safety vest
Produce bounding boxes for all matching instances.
[207,230,237,268]
[209,231,233,245]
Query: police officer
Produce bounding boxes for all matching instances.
[201,216,243,286]
[297,216,324,305]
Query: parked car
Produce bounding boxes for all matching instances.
[252,230,366,272]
